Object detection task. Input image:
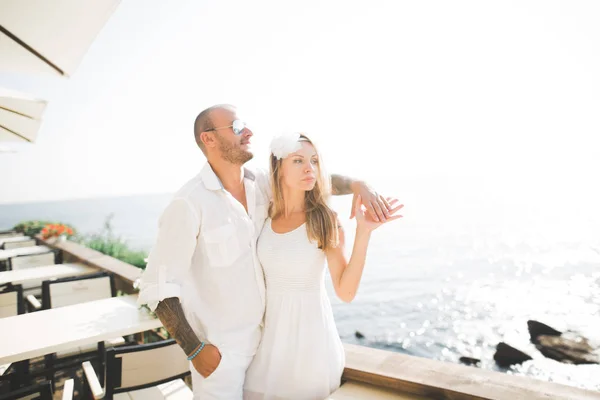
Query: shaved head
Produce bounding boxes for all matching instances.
[193,104,236,154]
[192,104,254,165]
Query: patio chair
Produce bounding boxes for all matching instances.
[40,272,127,389]
[82,339,192,400]
[0,284,24,318]
[0,285,27,391]
[8,251,59,271]
[9,251,59,310]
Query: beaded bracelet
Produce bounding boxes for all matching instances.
[187,342,205,361]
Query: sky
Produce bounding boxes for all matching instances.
[1,0,599,235]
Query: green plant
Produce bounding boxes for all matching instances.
[14,220,76,237]
[15,216,148,269]
[78,214,148,269]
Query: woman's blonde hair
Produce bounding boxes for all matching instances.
[269,133,339,251]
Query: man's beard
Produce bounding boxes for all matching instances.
[215,134,253,165]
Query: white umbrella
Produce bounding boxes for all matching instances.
[0,87,47,143]
[0,0,121,77]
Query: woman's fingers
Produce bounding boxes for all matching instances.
[354,195,363,218]
[385,214,404,222]
[379,195,392,217]
[389,204,404,214]
[370,200,386,222]
[350,193,358,219]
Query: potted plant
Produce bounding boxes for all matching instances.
[40,223,75,243]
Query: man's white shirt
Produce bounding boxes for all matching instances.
[138,162,271,356]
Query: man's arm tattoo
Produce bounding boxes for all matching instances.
[154,297,201,355]
[331,174,356,195]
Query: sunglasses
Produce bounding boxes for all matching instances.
[204,119,247,136]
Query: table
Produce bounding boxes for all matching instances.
[0,263,96,286]
[0,245,51,262]
[0,236,29,247]
[0,295,162,364]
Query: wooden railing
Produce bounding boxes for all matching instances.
[38,235,141,294]
[343,344,600,399]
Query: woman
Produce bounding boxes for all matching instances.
[244,133,403,399]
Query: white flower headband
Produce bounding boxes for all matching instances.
[270,132,303,160]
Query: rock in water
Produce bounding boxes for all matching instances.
[459,356,481,366]
[493,342,533,368]
[535,334,600,365]
[355,331,365,339]
[527,320,562,342]
[527,321,599,364]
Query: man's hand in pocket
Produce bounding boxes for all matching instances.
[192,344,221,378]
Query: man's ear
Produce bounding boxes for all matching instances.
[201,131,216,149]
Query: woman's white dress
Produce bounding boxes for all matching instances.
[244,219,345,400]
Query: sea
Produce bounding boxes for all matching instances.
[1,180,599,392]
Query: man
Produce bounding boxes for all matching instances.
[138,104,393,399]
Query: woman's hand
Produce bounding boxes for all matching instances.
[350,182,394,222]
[355,195,403,233]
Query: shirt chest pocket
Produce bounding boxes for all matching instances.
[203,224,242,267]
